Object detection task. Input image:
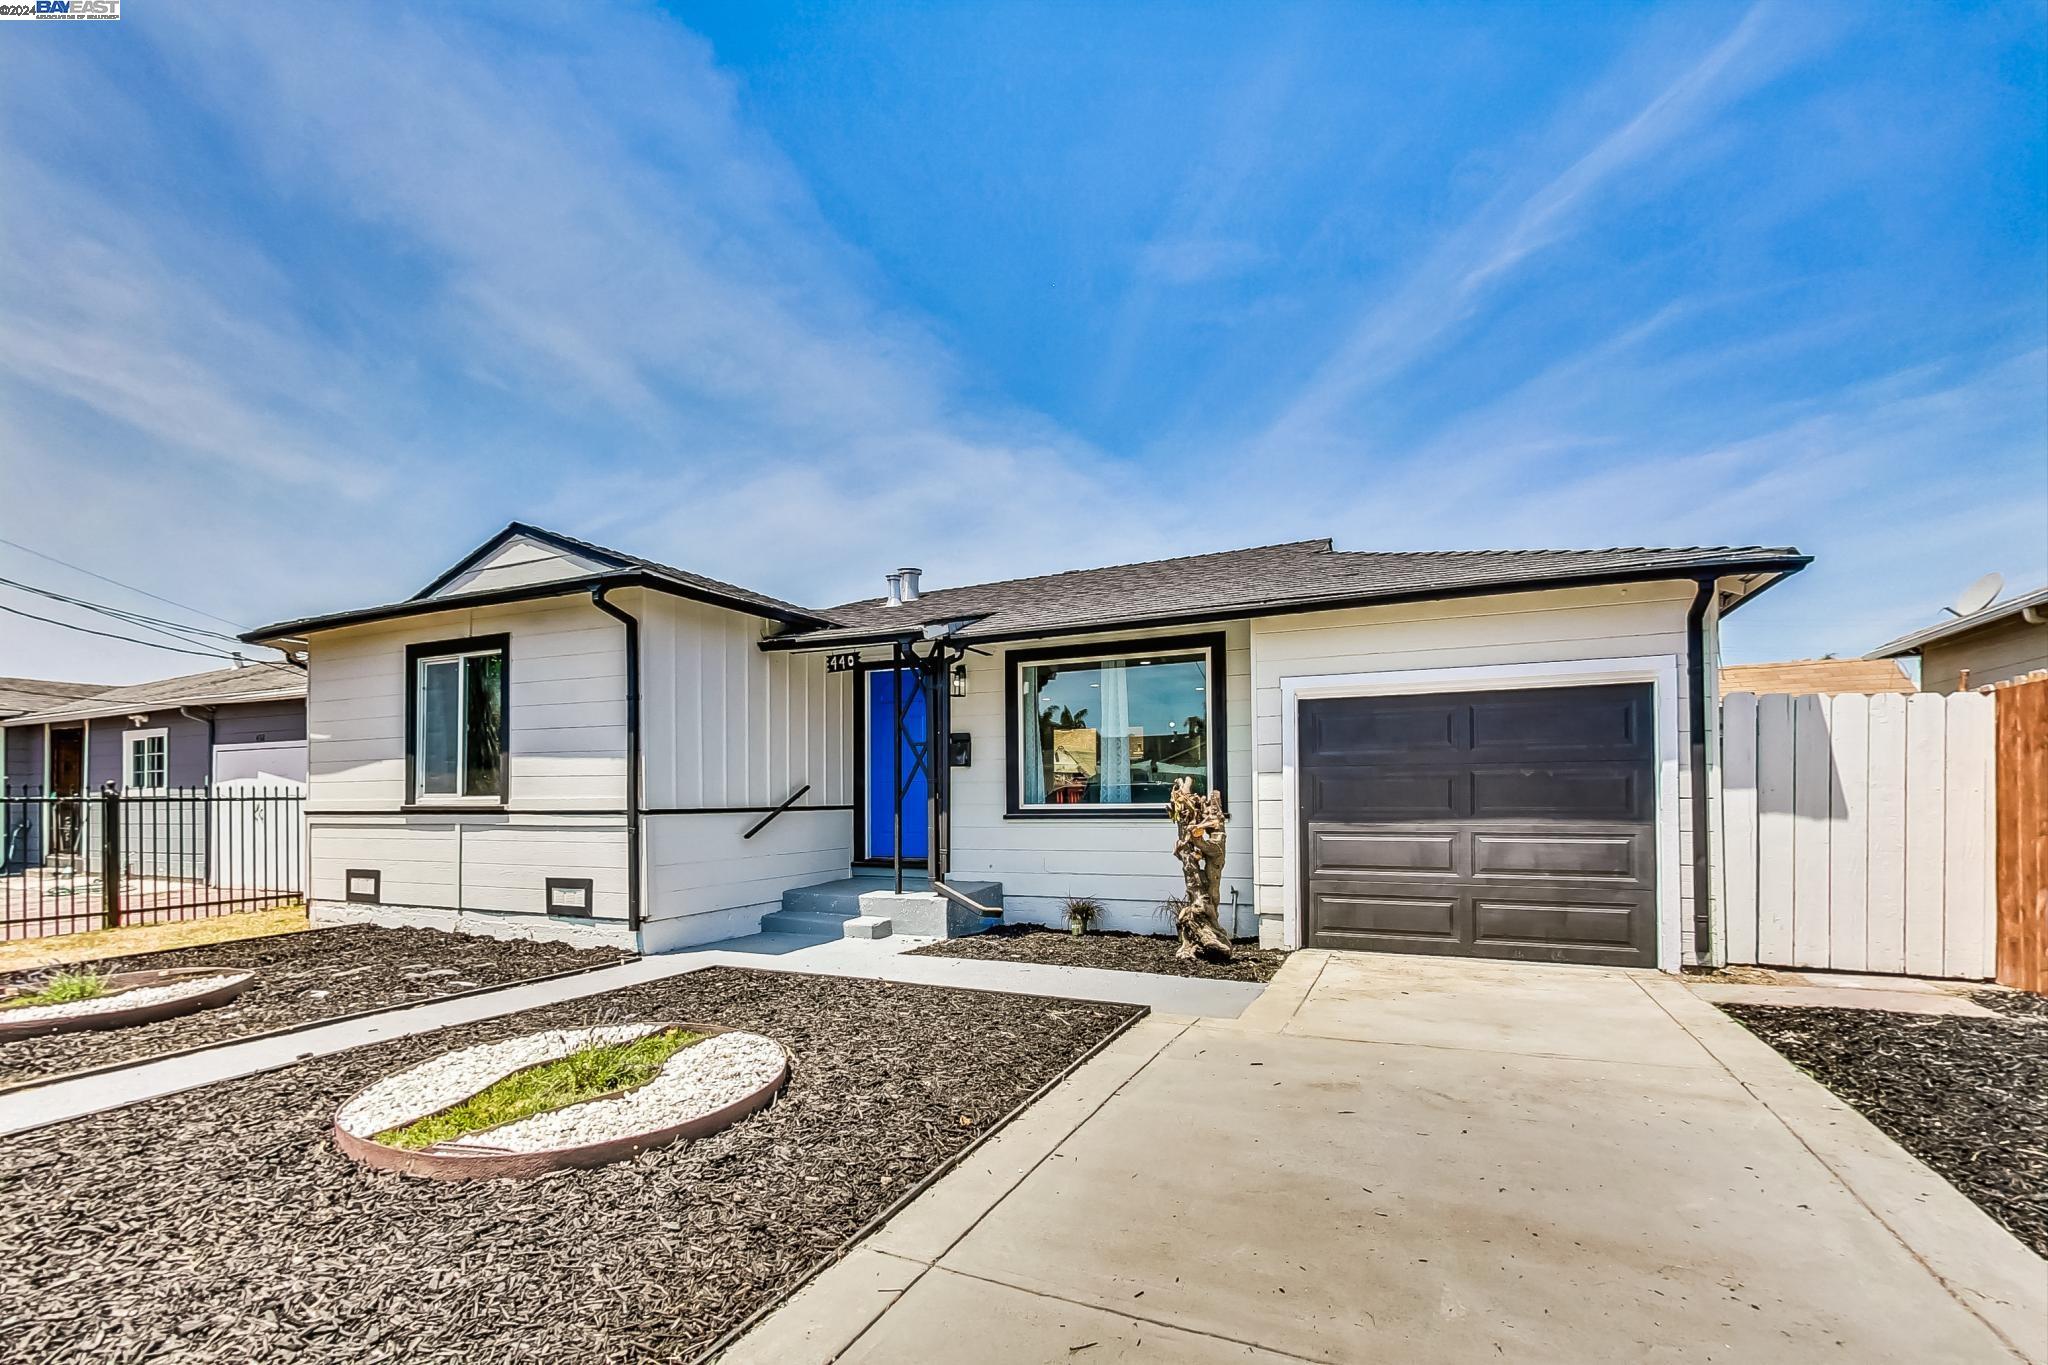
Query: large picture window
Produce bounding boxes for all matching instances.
[408,638,507,803]
[1011,638,1221,812]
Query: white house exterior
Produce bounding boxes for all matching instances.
[246,524,1807,971]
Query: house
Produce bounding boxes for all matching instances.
[1866,584,2048,693]
[241,524,1809,971]
[0,676,109,723]
[2,664,309,796]
[1718,657,1915,697]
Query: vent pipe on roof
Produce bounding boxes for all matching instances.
[897,567,923,603]
[884,572,903,607]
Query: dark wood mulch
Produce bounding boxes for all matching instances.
[1972,988,2048,1020]
[0,967,1139,1364]
[0,926,630,1087]
[1721,1003,2048,1258]
[910,923,1287,982]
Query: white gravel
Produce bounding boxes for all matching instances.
[335,1024,665,1139]
[0,973,249,1024]
[450,1031,787,1153]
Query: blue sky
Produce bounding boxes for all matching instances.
[0,1,2042,682]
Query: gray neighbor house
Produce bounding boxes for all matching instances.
[242,523,1809,972]
[3,665,309,795]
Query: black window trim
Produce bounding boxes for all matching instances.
[1004,630,1228,820]
[404,633,511,809]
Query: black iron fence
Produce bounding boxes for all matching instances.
[1,782,304,942]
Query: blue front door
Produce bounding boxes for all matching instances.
[864,667,929,861]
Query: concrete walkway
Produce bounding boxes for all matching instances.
[726,951,2048,1364]
[0,931,1263,1136]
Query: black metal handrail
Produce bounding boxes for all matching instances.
[741,784,812,840]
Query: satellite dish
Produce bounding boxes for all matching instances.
[1947,572,2003,618]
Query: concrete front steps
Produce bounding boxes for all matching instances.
[760,872,1003,941]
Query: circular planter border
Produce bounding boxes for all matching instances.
[334,1021,790,1181]
[0,968,255,1041]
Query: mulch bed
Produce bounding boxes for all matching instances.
[0,926,630,1087]
[911,923,1287,982]
[1972,988,2048,1020]
[0,967,1139,1363]
[1721,1002,2048,1258]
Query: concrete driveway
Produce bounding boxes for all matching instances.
[727,951,2046,1364]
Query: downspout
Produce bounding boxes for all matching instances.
[1685,576,1716,965]
[590,586,643,933]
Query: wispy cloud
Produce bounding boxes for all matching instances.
[1257,2,1817,455]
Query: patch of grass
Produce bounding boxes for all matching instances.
[1,968,111,1011]
[0,902,308,975]
[376,1028,705,1150]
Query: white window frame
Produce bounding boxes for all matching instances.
[1013,642,1217,813]
[123,728,169,791]
[412,646,506,804]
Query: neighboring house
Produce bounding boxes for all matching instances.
[1866,584,2048,693]
[2,664,309,795]
[0,676,110,723]
[1718,658,1915,697]
[244,524,1808,972]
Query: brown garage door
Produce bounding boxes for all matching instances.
[1300,683,1656,966]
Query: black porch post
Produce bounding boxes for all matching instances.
[891,640,904,895]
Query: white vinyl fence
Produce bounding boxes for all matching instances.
[1719,690,1996,979]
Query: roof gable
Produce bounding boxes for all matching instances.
[415,525,627,600]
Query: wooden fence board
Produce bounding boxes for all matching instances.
[1864,694,1908,974]
[1995,674,2047,993]
[1827,693,1869,972]
[1902,694,1949,977]
[1753,693,1796,966]
[1790,694,1834,968]
[1942,696,1993,979]
[1721,691,1759,965]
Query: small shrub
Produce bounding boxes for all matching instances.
[1,968,110,1012]
[1063,896,1104,937]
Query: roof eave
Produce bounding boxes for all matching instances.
[2,686,307,728]
[761,554,1816,652]
[246,568,830,646]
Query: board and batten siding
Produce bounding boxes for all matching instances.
[1249,581,1711,958]
[633,589,853,950]
[303,595,634,948]
[940,622,1256,937]
[1719,689,1996,979]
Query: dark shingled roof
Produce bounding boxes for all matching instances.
[0,676,110,721]
[3,665,305,727]
[770,540,1811,647]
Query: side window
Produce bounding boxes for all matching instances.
[123,729,168,790]
[410,642,506,801]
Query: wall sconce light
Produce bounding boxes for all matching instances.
[950,664,968,698]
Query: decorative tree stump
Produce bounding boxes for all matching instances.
[1168,777,1234,962]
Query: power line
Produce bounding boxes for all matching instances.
[0,535,248,631]
[0,600,247,662]
[0,574,248,650]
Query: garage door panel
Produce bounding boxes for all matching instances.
[1300,683,1656,966]
[1467,690,1647,760]
[1308,828,1458,877]
[1307,770,1465,821]
[1310,890,1458,941]
[1474,896,1640,949]
[1303,698,1465,761]
[1470,768,1645,821]
[1471,830,1644,881]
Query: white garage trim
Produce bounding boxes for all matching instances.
[1278,653,1684,972]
